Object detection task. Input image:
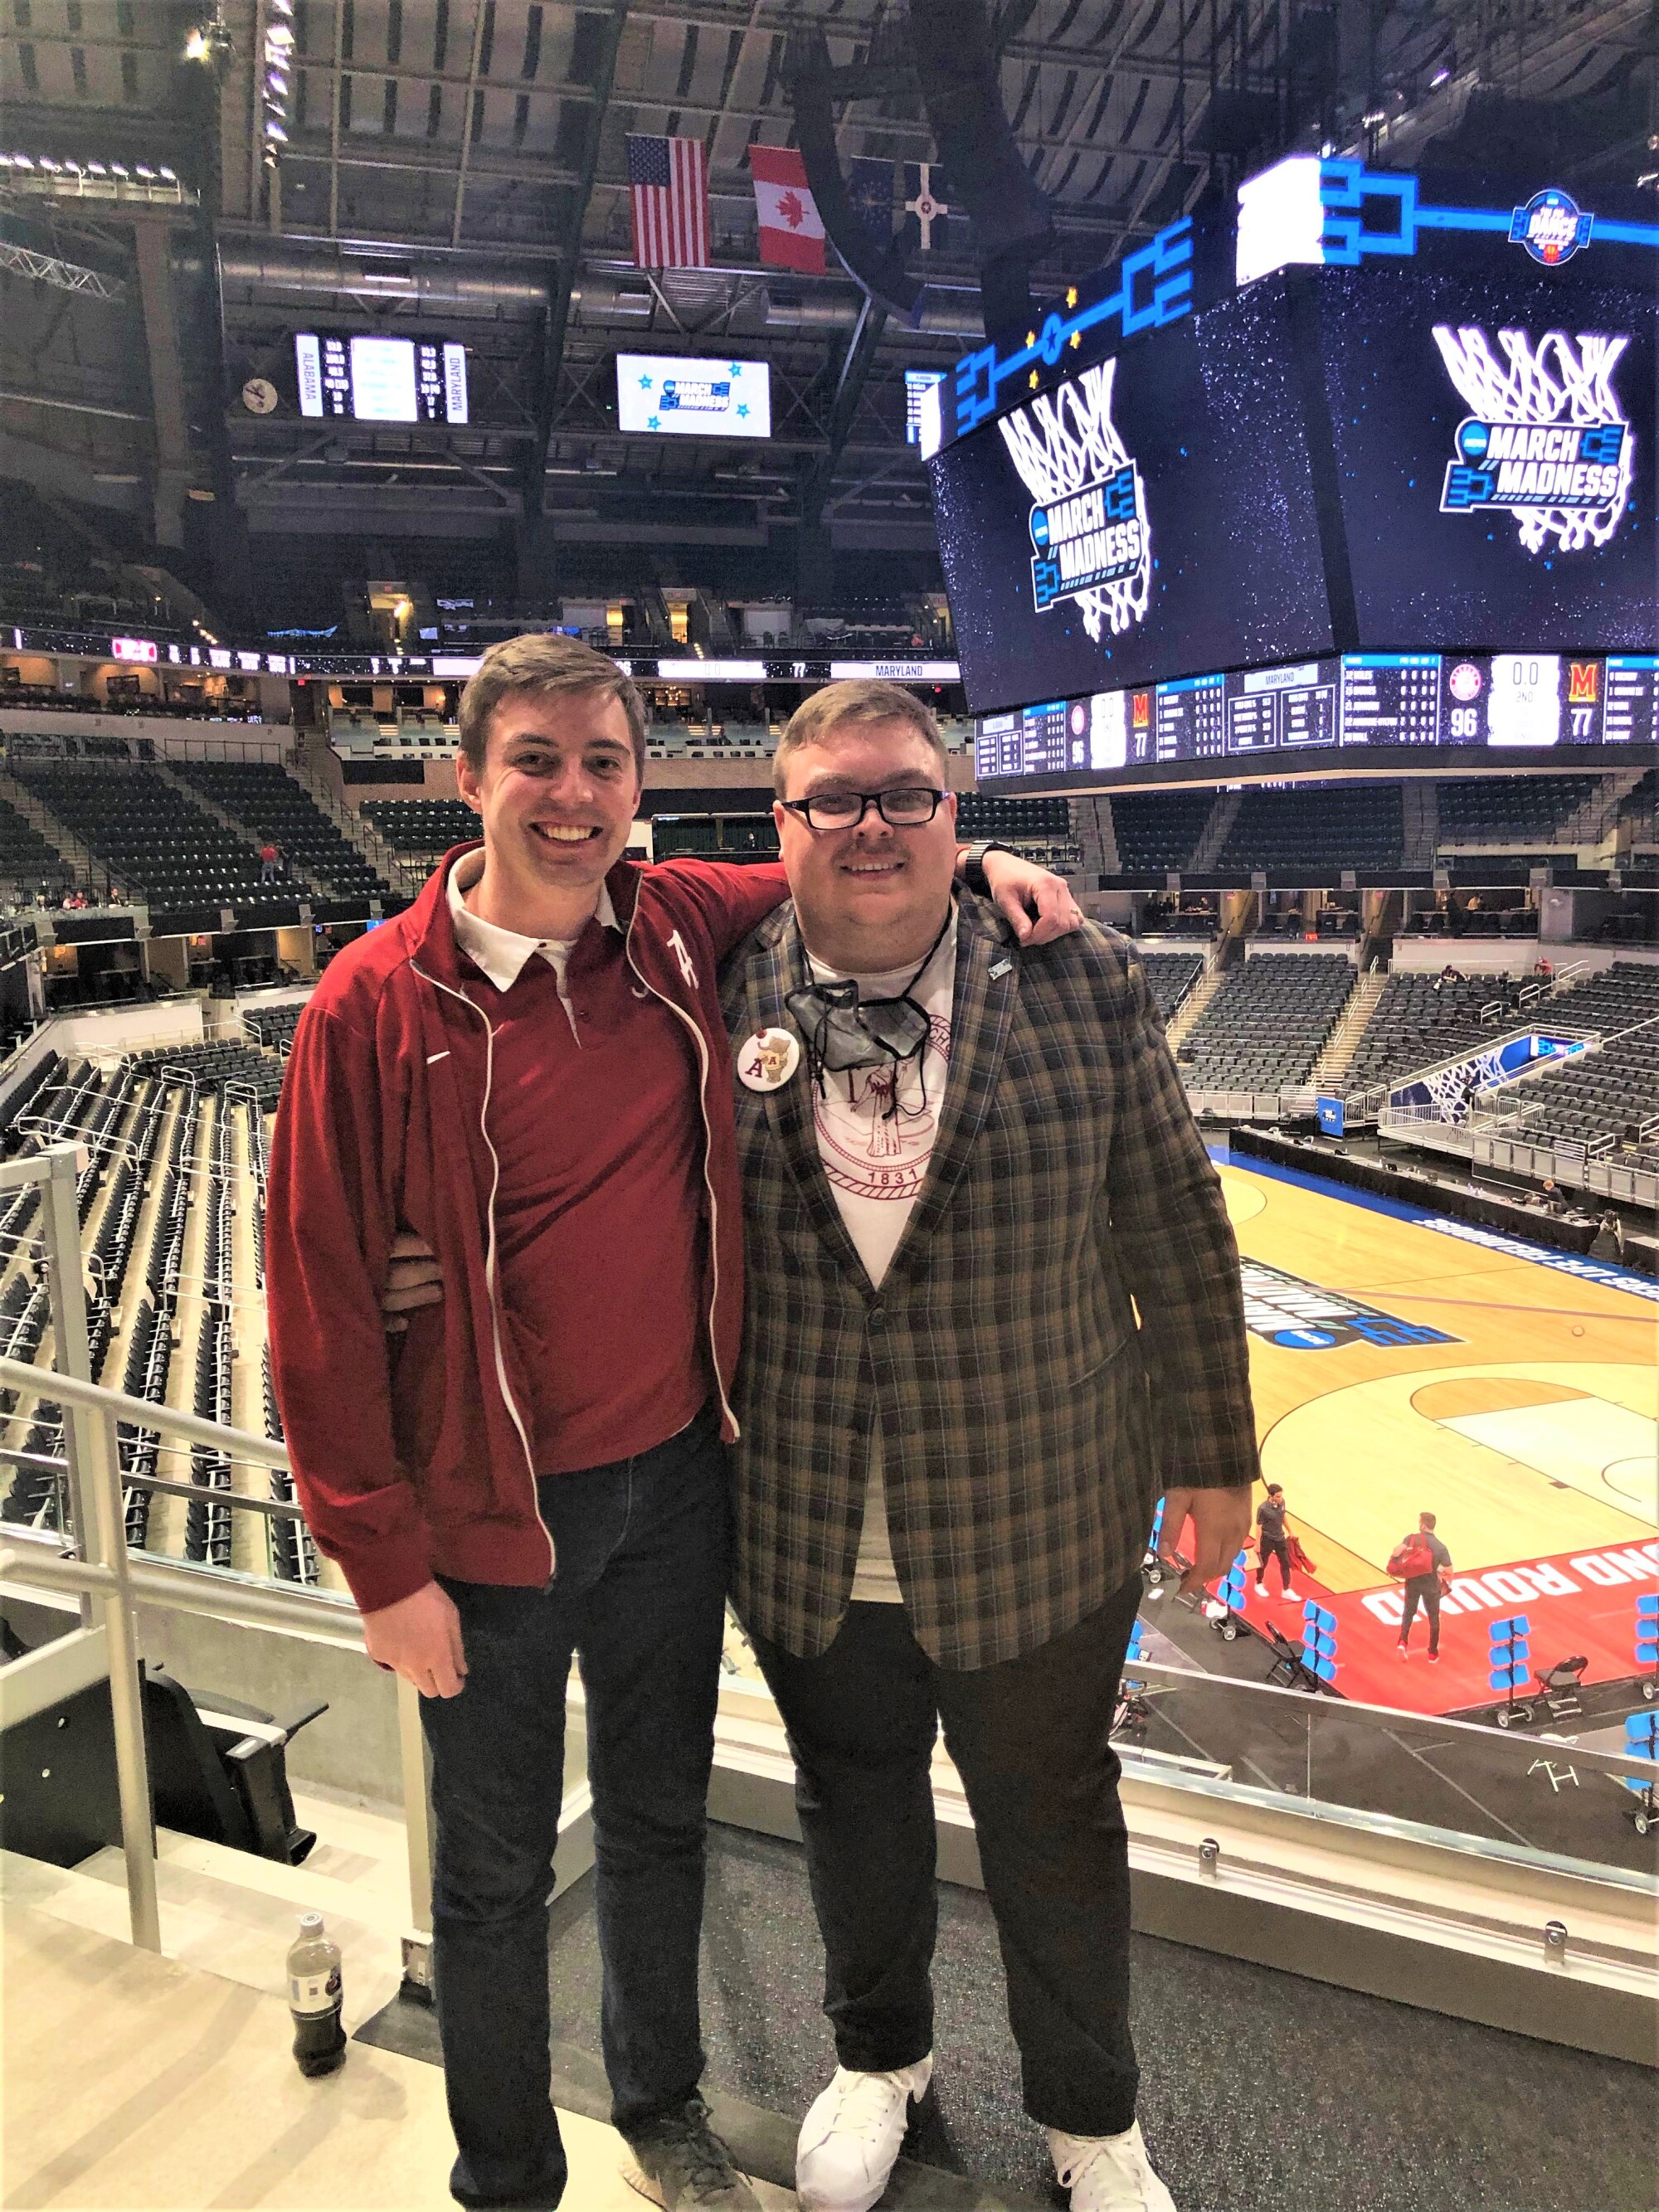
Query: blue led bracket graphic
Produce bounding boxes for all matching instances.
[951,216,1194,441]
[1321,160,1420,263]
[1317,159,1659,265]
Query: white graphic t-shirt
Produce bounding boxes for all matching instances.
[805,915,956,1604]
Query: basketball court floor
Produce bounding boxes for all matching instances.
[1206,1147,1657,1719]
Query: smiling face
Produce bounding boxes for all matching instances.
[774,715,957,973]
[454,684,641,935]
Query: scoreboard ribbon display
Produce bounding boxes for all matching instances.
[1029,467,1146,612]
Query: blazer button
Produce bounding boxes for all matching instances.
[867,1306,885,1328]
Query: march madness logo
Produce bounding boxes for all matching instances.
[1238,1259,1462,1352]
[1433,324,1633,555]
[999,359,1152,640]
[1508,188,1593,266]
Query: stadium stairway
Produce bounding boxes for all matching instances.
[1075,796,1120,875]
[1567,767,1647,850]
[1309,971,1387,1087]
[1189,790,1240,870]
[1163,964,1224,1048]
[292,749,420,893]
[0,768,90,887]
[1400,781,1438,869]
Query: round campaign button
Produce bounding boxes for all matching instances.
[738,1027,800,1092]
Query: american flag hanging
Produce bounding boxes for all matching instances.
[627,134,713,270]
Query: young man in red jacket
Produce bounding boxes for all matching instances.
[264,634,1076,2212]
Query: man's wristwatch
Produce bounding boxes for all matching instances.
[958,839,1018,896]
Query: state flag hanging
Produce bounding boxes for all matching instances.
[627,133,712,270]
[901,162,952,253]
[846,157,896,241]
[749,144,825,273]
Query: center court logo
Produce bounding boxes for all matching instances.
[1238,1258,1462,1351]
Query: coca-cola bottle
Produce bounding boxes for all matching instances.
[286,1911,346,2077]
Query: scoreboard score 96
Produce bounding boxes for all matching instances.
[974,650,1658,783]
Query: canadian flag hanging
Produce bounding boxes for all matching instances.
[750,144,826,274]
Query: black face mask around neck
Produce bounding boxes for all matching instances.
[784,908,951,1120]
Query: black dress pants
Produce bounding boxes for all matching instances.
[747,1570,1143,2139]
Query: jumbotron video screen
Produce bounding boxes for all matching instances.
[929,250,1657,732]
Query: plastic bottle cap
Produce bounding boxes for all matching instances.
[298,1912,324,1932]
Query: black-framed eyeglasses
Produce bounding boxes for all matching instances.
[779,786,946,832]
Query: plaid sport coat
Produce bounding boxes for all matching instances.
[721,893,1258,1670]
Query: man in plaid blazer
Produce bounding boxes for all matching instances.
[722,682,1257,2212]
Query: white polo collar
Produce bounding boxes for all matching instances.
[446,847,620,994]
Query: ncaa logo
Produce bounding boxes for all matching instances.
[1456,421,1490,464]
[1508,188,1593,265]
[1031,508,1051,548]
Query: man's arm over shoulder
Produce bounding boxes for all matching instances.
[265,993,431,1613]
[646,858,790,963]
[1093,931,1259,1493]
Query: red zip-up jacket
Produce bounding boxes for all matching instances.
[265,844,788,1616]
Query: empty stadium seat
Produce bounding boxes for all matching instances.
[1178,953,1355,1092]
[1436,776,1603,848]
[1110,793,1214,872]
[172,763,390,900]
[1217,786,1404,877]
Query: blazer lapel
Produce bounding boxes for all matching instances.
[743,914,872,1290]
[885,901,1019,1283]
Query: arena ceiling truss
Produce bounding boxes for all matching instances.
[0,0,1654,605]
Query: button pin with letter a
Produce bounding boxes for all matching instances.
[739,1027,800,1092]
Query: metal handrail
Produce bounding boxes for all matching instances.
[0,1142,431,1968]
[0,1354,290,1470]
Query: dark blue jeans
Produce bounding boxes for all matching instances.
[420,1406,730,2208]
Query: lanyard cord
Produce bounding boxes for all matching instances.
[795,905,954,1119]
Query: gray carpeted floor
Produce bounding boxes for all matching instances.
[365,1822,1658,2212]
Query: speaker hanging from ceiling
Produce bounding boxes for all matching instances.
[786,32,924,322]
[905,0,1054,338]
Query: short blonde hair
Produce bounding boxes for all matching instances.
[773,679,948,797]
[457,633,646,777]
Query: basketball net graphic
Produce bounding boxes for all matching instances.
[1432,325,1632,554]
[999,360,1152,640]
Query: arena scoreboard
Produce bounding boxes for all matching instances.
[294,333,469,424]
[932,158,1657,790]
[973,651,1659,783]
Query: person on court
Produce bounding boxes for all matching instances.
[721,683,1258,2212]
[266,634,1078,2212]
[1394,1513,1453,1662]
[1253,1483,1297,1599]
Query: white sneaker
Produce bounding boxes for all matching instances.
[795,2057,932,2212]
[1050,2122,1178,2211]
[1280,1583,1300,1599]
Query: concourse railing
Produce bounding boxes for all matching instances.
[0,1140,435,1986]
